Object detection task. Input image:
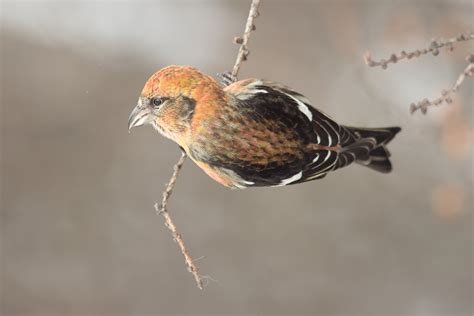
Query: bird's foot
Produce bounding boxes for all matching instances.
[217,71,237,86]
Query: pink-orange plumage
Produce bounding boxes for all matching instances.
[129,65,400,188]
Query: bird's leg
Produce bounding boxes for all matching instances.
[217,71,237,86]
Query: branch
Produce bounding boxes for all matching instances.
[364,31,474,69]
[155,0,262,290]
[364,31,473,114]
[231,0,261,79]
[410,54,474,114]
[154,151,205,288]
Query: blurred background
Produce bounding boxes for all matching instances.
[1,0,473,315]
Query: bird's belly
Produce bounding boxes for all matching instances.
[194,160,245,188]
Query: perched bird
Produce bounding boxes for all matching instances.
[128,65,401,189]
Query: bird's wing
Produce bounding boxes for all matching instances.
[226,79,343,147]
[193,79,343,187]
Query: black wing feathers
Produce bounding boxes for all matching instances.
[217,80,401,186]
[210,84,342,186]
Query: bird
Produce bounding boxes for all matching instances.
[128,65,401,189]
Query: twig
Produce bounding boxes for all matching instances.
[364,31,474,69]
[153,151,205,288]
[156,151,187,216]
[364,31,473,114]
[410,54,474,114]
[155,0,262,290]
[231,0,261,79]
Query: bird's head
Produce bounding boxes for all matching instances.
[128,65,224,146]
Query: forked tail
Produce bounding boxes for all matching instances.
[335,126,401,173]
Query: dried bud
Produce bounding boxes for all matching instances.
[419,101,429,114]
[409,103,417,114]
[429,40,439,49]
[233,37,244,44]
[251,24,256,31]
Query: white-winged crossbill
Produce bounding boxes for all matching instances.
[128,65,401,188]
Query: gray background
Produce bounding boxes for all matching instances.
[1,0,473,315]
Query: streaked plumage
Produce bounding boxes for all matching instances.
[128,65,401,188]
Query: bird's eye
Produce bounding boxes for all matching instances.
[152,97,164,107]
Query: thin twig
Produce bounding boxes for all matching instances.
[364,31,474,69]
[231,0,261,78]
[155,0,262,290]
[410,54,474,114]
[156,151,187,215]
[154,151,205,288]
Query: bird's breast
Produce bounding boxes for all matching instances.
[188,105,308,168]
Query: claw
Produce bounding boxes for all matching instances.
[217,71,237,86]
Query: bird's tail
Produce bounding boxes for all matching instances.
[335,126,401,173]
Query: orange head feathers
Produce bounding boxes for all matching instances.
[128,65,225,148]
[141,65,222,100]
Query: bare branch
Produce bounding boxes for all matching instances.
[364,32,474,69]
[157,151,187,215]
[154,151,206,289]
[231,0,261,79]
[410,54,474,114]
[154,0,262,289]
